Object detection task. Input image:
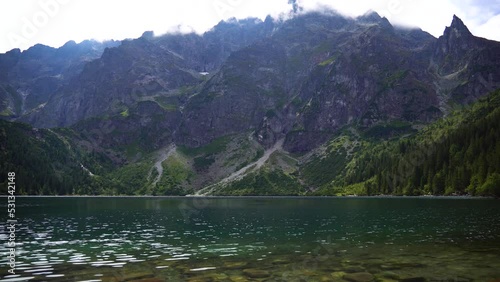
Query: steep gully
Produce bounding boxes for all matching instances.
[194,139,284,196]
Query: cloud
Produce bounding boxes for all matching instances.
[475,14,500,41]
[299,0,500,40]
[0,0,291,52]
[0,0,499,53]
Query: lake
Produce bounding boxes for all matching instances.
[1,197,500,281]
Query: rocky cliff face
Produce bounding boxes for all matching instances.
[26,37,199,127]
[0,40,119,118]
[3,11,500,155]
[20,17,275,128]
[433,15,500,107]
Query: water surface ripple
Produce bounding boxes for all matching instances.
[1,197,499,281]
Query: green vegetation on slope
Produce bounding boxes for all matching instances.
[312,89,500,197]
[153,156,193,196]
[179,135,231,157]
[214,168,304,196]
[179,135,232,172]
[301,133,360,187]
[1,90,499,196]
[0,120,113,195]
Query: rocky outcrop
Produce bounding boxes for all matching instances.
[433,15,500,106]
[0,40,119,118]
[2,12,500,155]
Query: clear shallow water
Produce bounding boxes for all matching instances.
[0,197,500,281]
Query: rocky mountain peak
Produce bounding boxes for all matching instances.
[445,15,473,38]
[3,11,499,149]
[434,15,477,74]
[357,10,393,30]
[141,31,155,39]
[358,10,382,22]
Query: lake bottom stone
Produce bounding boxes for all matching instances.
[343,272,375,282]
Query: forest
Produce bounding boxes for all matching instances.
[1,90,499,197]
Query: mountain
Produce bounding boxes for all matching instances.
[0,40,119,119]
[433,15,500,106]
[1,11,499,196]
[306,88,500,197]
[0,119,113,195]
[20,17,275,128]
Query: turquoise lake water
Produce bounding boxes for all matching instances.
[1,197,499,281]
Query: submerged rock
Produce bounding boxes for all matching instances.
[380,262,425,270]
[122,272,155,281]
[400,277,426,282]
[331,271,346,279]
[380,264,400,270]
[229,275,250,282]
[343,272,375,282]
[242,268,271,278]
[186,272,229,282]
[271,258,290,265]
[319,275,335,281]
[223,261,248,269]
[379,271,400,280]
[186,276,214,282]
[395,262,426,268]
[344,266,366,273]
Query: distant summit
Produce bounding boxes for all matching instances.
[435,15,478,75]
[448,14,473,37]
[0,12,498,146]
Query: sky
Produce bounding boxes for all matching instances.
[0,0,499,53]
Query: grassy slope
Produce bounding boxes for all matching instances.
[1,90,499,196]
[311,89,500,197]
[0,120,113,195]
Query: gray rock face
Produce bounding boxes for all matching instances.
[433,15,500,106]
[3,12,500,154]
[0,40,119,118]
[28,38,198,127]
[20,17,275,129]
